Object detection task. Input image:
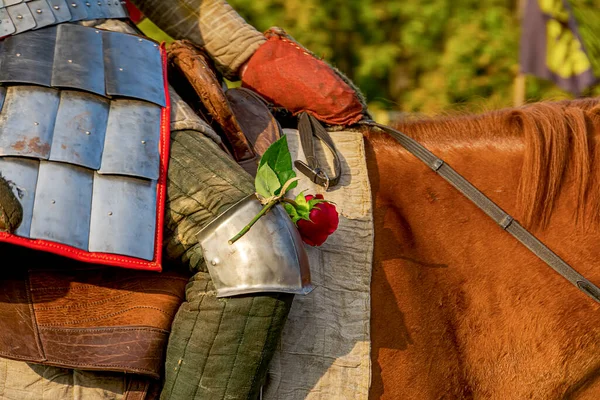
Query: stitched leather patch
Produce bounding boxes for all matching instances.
[0,259,188,378]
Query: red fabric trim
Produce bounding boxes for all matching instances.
[0,45,171,272]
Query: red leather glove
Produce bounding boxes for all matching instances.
[240,28,366,126]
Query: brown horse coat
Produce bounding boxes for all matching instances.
[365,99,600,399]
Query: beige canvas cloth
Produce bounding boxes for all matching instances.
[0,358,155,400]
[264,129,373,400]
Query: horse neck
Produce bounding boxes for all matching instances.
[364,104,600,399]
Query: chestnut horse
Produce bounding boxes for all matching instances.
[364,98,600,399]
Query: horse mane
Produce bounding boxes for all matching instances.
[391,98,600,230]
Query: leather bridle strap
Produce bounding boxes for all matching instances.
[295,112,342,190]
[363,120,600,304]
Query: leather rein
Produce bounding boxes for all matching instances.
[292,115,600,304]
[358,120,600,305]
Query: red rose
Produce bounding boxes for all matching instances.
[296,194,339,246]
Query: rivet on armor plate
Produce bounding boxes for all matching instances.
[99,99,161,180]
[141,140,146,144]
[108,211,112,216]
[86,2,90,5]
[30,162,94,250]
[47,0,70,24]
[51,200,55,204]
[0,86,60,159]
[103,31,166,106]
[28,0,56,29]
[0,28,57,85]
[49,91,109,169]
[52,25,106,96]
[211,259,219,266]
[34,122,39,125]
[88,174,157,260]
[16,14,22,19]
[71,3,76,7]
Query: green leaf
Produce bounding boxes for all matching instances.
[294,192,312,221]
[308,199,328,209]
[255,164,281,198]
[258,136,298,194]
[283,203,301,223]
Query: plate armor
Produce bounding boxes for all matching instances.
[0,16,170,270]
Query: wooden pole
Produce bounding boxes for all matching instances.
[514,74,526,107]
[514,0,526,107]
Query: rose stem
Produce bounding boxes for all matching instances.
[228,200,277,245]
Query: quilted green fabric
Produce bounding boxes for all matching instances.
[163,129,254,273]
[0,175,22,233]
[161,274,293,400]
[162,129,294,399]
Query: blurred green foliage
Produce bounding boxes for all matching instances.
[225,0,599,115]
[139,0,600,116]
[571,0,600,77]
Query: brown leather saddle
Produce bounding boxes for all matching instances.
[167,40,282,177]
[167,40,343,190]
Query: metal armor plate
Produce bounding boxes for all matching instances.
[0,157,39,237]
[0,86,163,259]
[49,90,110,169]
[99,99,161,180]
[0,0,130,37]
[0,86,60,158]
[0,24,166,268]
[29,161,94,249]
[0,26,165,106]
[0,27,56,86]
[88,174,157,260]
[66,0,88,21]
[0,86,7,109]
[84,0,105,20]
[28,0,56,30]
[0,0,23,8]
[103,30,166,106]
[0,8,16,36]
[197,195,313,297]
[7,2,35,33]
[106,0,127,19]
[47,0,72,23]
[52,24,105,95]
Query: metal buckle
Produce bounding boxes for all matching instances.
[315,168,330,191]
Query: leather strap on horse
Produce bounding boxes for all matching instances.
[295,112,342,190]
[363,120,600,305]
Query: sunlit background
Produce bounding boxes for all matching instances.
[137,0,600,124]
